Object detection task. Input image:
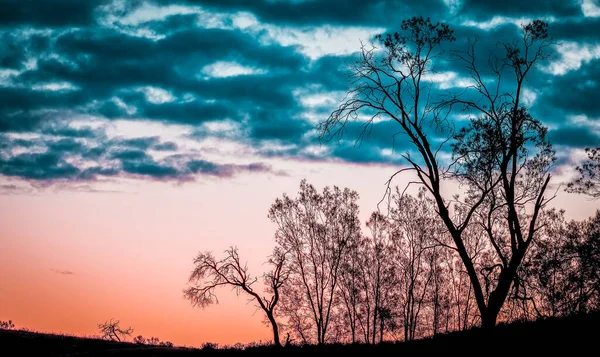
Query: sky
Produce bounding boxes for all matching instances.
[0,0,599,347]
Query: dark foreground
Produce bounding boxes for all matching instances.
[2,312,599,356]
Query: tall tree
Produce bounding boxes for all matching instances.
[360,212,397,343]
[337,228,366,343]
[269,179,361,344]
[183,247,288,347]
[390,188,445,340]
[320,17,555,328]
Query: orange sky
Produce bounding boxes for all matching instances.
[1,161,597,347]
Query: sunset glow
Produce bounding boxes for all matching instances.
[1,0,599,348]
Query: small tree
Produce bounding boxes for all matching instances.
[0,320,15,330]
[98,319,133,342]
[184,247,288,347]
[568,147,600,199]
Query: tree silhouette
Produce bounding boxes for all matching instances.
[568,147,600,199]
[0,320,15,330]
[389,188,447,340]
[337,211,396,343]
[321,16,555,328]
[360,212,397,343]
[97,319,133,342]
[183,246,288,347]
[269,179,361,344]
[563,211,600,313]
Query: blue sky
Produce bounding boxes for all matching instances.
[1,0,599,190]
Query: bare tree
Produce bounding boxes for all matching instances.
[338,211,397,344]
[183,246,288,347]
[362,212,397,343]
[568,147,600,199]
[389,188,444,340]
[269,179,361,344]
[321,16,556,328]
[337,229,365,343]
[98,319,133,342]
[0,320,15,330]
[515,209,600,318]
[563,211,600,313]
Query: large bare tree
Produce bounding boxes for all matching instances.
[183,247,288,346]
[320,17,556,328]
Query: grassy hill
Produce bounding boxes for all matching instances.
[2,312,598,356]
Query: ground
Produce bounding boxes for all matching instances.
[1,312,598,356]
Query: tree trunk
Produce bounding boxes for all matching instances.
[480,308,499,329]
[267,313,281,347]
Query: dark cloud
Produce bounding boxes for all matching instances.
[549,126,600,148]
[153,141,178,151]
[121,159,179,178]
[456,0,582,21]
[539,58,600,118]
[551,17,600,41]
[187,160,273,177]
[0,151,80,180]
[176,0,448,27]
[0,0,597,185]
[0,132,279,182]
[0,0,107,28]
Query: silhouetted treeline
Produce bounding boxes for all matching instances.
[184,17,600,346]
[264,181,600,344]
[184,179,600,345]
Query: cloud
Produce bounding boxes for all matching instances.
[201,61,267,78]
[538,58,600,118]
[549,126,600,148]
[0,0,106,28]
[0,0,599,187]
[582,0,600,17]
[0,130,282,182]
[51,269,75,275]
[178,0,448,26]
[455,0,581,21]
[546,42,600,75]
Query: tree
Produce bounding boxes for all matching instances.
[183,247,288,347]
[568,147,600,199]
[269,179,361,344]
[515,209,571,318]
[361,212,397,343]
[337,227,366,343]
[563,211,600,313]
[516,209,600,317]
[98,319,133,342]
[389,188,447,340]
[321,16,555,328]
[0,320,15,330]
[337,211,396,344]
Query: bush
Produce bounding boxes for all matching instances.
[0,320,15,330]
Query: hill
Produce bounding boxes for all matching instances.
[1,312,598,356]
